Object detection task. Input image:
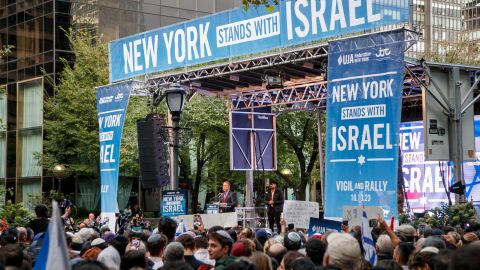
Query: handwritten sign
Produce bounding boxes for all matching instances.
[342,206,383,228]
[283,200,319,229]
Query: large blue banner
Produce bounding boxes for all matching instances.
[325,30,404,219]
[399,121,453,212]
[109,0,409,82]
[399,118,480,212]
[96,81,135,220]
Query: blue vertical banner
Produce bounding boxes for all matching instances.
[325,29,405,219]
[96,81,135,228]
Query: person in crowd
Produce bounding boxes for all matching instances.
[375,259,403,270]
[267,243,287,269]
[322,232,361,269]
[284,232,302,251]
[408,249,437,270]
[218,181,238,213]
[120,250,147,270]
[131,204,143,219]
[280,251,304,270]
[393,241,414,270]
[27,205,49,236]
[87,213,98,228]
[448,241,480,269]
[147,233,168,270]
[251,251,273,270]
[292,257,316,270]
[0,243,25,268]
[97,245,121,270]
[376,234,394,261]
[159,242,193,270]
[124,205,132,218]
[305,238,326,268]
[238,227,254,241]
[176,233,205,269]
[265,180,284,233]
[207,230,235,270]
[156,217,178,243]
[194,235,215,266]
[255,228,271,247]
[395,224,416,242]
[231,240,253,257]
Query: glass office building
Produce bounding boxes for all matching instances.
[0,0,241,206]
[465,0,480,41]
[408,0,465,59]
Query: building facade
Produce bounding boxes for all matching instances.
[408,0,465,59]
[465,0,480,41]
[0,0,241,207]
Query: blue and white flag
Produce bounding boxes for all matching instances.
[33,201,71,270]
[175,219,188,239]
[361,209,377,266]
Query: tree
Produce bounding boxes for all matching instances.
[180,94,230,212]
[425,36,480,65]
[42,30,148,184]
[276,111,319,200]
[242,0,280,11]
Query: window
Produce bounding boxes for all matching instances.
[17,78,42,177]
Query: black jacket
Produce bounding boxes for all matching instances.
[218,190,238,212]
[266,189,284,212]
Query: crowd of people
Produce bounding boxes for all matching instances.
[0,203,480,270]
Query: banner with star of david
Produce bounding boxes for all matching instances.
[324,29,404,219]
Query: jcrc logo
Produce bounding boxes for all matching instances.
[337,54,354,66]
[114,93,124,102]
[99,96,114,104]
[375,48,391,58]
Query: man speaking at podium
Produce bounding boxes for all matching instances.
[218,180,238,213]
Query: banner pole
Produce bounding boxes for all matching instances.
[317,109,325,210]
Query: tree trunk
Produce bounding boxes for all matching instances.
[191,132,206,213]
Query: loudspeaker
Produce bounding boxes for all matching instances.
[137,114,169,188]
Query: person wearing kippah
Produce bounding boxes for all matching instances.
[207,230,235,270]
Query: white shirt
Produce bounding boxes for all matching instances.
[194,248,215,266]
[149,256,163,270]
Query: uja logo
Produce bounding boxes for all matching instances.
[99,96,114,104]
[375,48,391,58]
[114,93,124,102]
[337,54,354,65]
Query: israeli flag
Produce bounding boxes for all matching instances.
[361,209,377,266]
[34,201,71,270]
[175,219,187,239]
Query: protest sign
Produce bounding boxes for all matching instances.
[343,206,383,228]
[283,200,319,229]
[307,217,341,237]
[161,190,188,217]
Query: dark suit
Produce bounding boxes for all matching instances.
[219,190,238,213]
[266,189,284,232]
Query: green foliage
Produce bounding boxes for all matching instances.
[425,37,480,65]
[28,190,64,209]
[0,187,34,227]
[43,30,109,176]
[276,111,319,200]
[405,203,476,228]
[242,0,280,11]
[42,29,148,178]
